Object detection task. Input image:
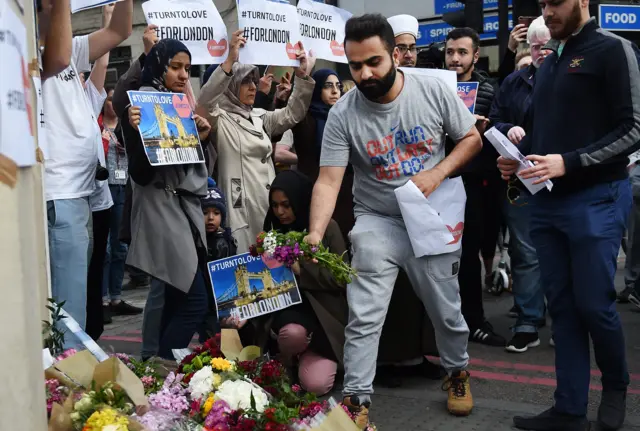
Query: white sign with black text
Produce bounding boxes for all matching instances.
[71,0,121,14]
[0,3,35,166]
[296,0,352,64]
[237,0,302,67]
[142,0,228,65]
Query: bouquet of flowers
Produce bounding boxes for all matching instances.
[70,382,135,430]
[249,231,357,285]
[114,353,163,395]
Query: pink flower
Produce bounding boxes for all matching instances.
[291,384,302,393]
[55,348,77,361]
[141,375,155,388]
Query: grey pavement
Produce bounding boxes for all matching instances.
[99,255,640,430]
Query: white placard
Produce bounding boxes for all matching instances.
[32,76,49,160]
[296,0,351,64]
[0,3,36,166]
[237,0,302,67]
[142,0,228,65]
[42,348,55,370]
[400,67,457,96]
[484,127,553,195]
[71,0,121,13]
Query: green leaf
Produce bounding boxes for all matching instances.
[250,391,256,411]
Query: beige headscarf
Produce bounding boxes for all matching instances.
[217,63,261,120]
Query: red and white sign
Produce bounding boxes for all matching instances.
[296,0,352,64]
[237,0,302,67]
[142,0,228,65]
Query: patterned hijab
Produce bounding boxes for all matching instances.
[216,63,260,120]
[141,39,191,93]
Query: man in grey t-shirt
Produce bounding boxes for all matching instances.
[304,14,481,426]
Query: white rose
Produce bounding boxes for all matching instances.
[188,366,215,400]
[214,380,269,413]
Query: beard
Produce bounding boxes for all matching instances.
[448,62,474,80]
[356,65,397,101]
[547,0,582,40]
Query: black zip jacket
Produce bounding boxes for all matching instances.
[521,18,640,194]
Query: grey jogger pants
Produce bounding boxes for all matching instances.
[343,214,470,398]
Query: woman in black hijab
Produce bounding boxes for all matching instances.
[122,39,213,360]
[260,170,348,396]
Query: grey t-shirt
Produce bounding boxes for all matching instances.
[320,72,476,217]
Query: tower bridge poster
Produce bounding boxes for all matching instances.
[207,253,302,320]
[127,90,205,166]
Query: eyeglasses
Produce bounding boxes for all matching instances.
[322,82,343,91]
[397,45,418,55]
[507,178,528,207]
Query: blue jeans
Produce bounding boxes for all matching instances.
[158,269,208,359]
[47,198,91,345]
[530,180,631,416]
[103,185,128,302]
[504,192,546,333]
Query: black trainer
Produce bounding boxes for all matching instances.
[110,300,143,316]
[469,321,507,347]
[513,407,590,430]
[598,389,626,430]
[506,332,541,353]
[629,292,640,311]
[403,358,447,380]
[617,285,634,303]
[374,365,402,388]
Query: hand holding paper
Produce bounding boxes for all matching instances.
[223,29,246,73]
[411,167,445,198]
[294,41,310,78]
[485,127,553,194]
[520,154,566,184]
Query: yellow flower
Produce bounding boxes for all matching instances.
[212,373,222,389]
[203,394,215,415]
[84,408,129,431]
[210,357,233,372]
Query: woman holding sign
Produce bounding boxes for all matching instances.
[196,30,315,253]
[123,39,213,360]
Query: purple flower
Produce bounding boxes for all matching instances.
[203,400,232,428]
[311,246,319,253]
[148,372,189,414]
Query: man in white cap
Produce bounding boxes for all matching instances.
[388,14,419,67]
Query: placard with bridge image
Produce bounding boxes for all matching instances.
[127,90,205,166]
[208,253,302,320]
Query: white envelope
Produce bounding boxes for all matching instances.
[394,177,467,257]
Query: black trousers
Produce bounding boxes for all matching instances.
[86,208,111,341]
[458,173,505,329]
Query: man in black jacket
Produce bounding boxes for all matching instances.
[498,0,640,429]
[445,28,507,347]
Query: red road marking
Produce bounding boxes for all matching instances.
[427,356,640,382]
[472,370,640,395]
[101,335,142,343]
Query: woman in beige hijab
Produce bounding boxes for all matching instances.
[196,30,315,252]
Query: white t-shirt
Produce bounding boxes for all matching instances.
[84,80,113,212]
[43,36,101,201]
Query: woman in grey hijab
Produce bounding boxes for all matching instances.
[196,30,315,252]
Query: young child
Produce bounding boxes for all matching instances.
[199,178,237,341]
[202,178,237,260]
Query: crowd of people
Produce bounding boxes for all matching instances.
[37,0,640,430]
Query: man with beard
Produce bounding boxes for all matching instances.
[305,14,481,427]
[489,17,552,354]
[497,0,640,429]
[445,28,507,347]
[388,14,419,67]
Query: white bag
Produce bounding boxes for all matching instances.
[394,177,467,257]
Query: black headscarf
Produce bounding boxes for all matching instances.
[263,170,314,234]
[309,69,339,156]
[141,39,191,92]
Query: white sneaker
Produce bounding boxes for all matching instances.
[629,293,640,311]
[549,337,555,348]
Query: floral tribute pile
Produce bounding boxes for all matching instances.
[249,231,357,285]
[45,334,375,431]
